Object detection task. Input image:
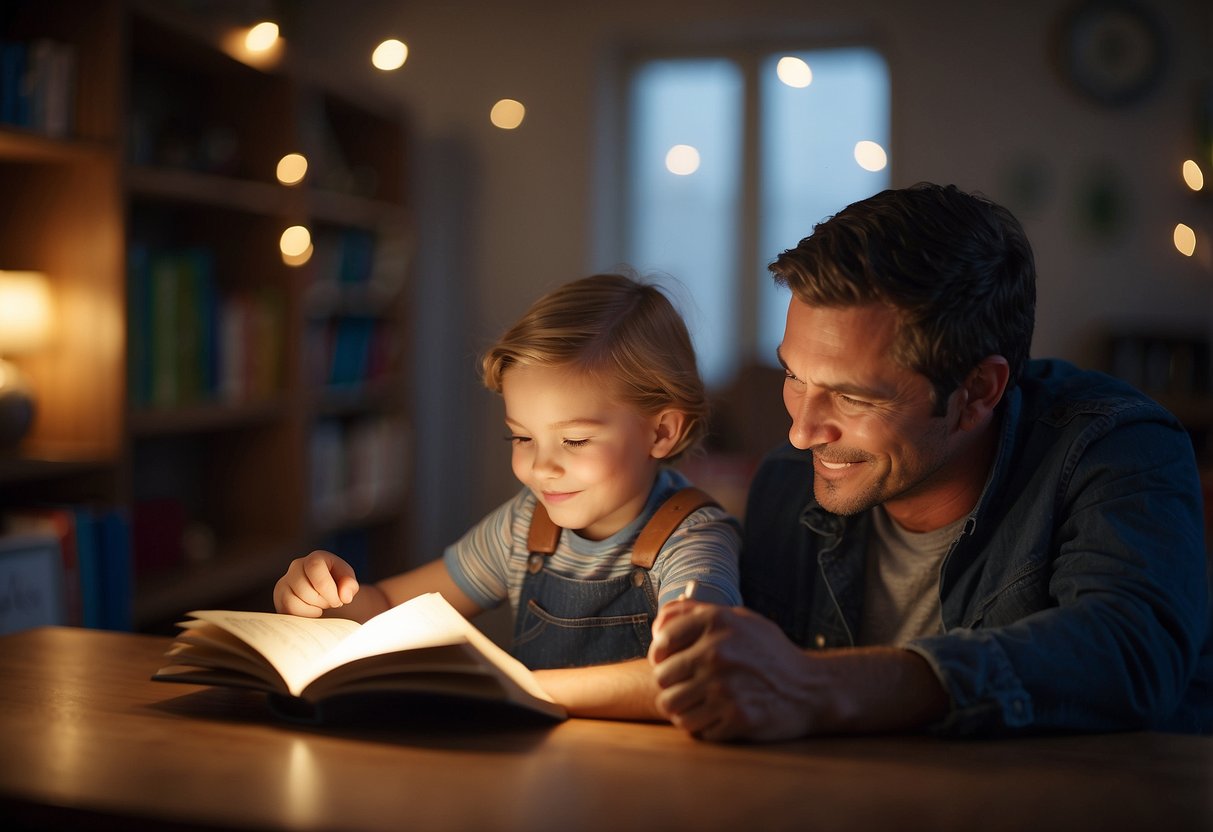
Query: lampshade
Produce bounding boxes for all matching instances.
[0,270,52,450]
[0,271,53,355]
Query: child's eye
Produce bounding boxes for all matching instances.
[562,438,589,448]
[506,435,531,445]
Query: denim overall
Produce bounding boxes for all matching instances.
[510,487,716,669]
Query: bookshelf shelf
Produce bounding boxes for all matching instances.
[128,400,291,437]
[126,166,293,216]
[0,455,114,486]
[0,0,412,635]
[0,128,114,162]
[308,188,409,228]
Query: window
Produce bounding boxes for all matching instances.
[612,46,890,388]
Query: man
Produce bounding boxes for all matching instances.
[649,183,1213,740]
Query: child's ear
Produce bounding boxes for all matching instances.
[650,409,688,459]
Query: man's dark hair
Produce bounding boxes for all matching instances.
[769,182,1036,412]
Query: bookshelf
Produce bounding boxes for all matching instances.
[0,1,412,633]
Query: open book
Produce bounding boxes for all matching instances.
[152,592,566,722]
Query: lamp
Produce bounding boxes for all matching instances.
[0,271,53,450]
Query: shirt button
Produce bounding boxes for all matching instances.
[814,634,827,649]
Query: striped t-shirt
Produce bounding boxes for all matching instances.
[443,467,743,617]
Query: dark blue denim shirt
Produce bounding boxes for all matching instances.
[741,359,1213,736]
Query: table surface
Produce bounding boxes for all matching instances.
[0,626,1210,832]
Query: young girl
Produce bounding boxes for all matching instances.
[274,273,741,718]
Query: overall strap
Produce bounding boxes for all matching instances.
[524,486,719,572]
[527,502,561,555]
[630,486,718,569]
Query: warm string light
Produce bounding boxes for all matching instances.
[776,56,813,88]
[276,153,308,186]
[372,39,408,71]
[1173,159,1206,260]
[245,21,279,53]
[223,20,283,68]
[1182,159,1205,192]
[490,99,526,129]
[1174,223,1197,258]
[665,145,700,176]
[854,140,888,172]
[280,226,313,267]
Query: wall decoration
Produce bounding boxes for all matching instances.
[1057,0,1168,107]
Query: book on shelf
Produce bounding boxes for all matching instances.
[2,504,132,631]
[152,592,567,723]
[0,37,76,137]
[0,533,65,635]
[128,244,284,408]
[309,414,407,526]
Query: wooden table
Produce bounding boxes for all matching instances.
[0,627,1210,831]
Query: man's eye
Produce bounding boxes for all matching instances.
[836,394,868,408]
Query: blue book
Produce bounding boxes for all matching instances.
[0,41,30,127]
[72,507,102,629]
[96,509,132,632]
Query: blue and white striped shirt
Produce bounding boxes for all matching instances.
[443,467,742,616]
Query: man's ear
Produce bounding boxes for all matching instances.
[952,356,1010,431]
[650,409,689,459]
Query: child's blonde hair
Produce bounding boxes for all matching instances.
[481,273,707,462]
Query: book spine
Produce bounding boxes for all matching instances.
[0,38,75,137]
[0,41,30,128]
[72,507,102,628]
[127,243,153,407]
[98,508,133,632]
[149,253,180,408]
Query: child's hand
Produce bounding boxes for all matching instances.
[273,550,360,617]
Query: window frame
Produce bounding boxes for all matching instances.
[593,37,893,388]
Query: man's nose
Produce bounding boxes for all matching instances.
[787,394,839,449]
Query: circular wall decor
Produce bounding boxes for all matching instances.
[1058,0,1167,106]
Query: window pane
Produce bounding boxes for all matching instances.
[758,47,891,364]
[626,59,743,387]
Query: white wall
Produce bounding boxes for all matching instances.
[292,0,1213,560]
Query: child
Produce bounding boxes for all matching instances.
[274,273,742,717]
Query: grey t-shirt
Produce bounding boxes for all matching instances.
[858,505,966,646]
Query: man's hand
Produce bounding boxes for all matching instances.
[648,600,816,741]
[273,550,360,617]
[648,601,951,742]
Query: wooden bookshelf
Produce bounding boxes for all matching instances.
[0,0,412,633]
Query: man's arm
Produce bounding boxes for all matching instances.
[648,601,949,741]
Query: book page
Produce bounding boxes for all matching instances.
[315,593,555,703]
[312,593,474,674]
[186,610,361,695]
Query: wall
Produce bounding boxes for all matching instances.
[290,0,1213,561]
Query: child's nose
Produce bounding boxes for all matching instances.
[531,446,563,477]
